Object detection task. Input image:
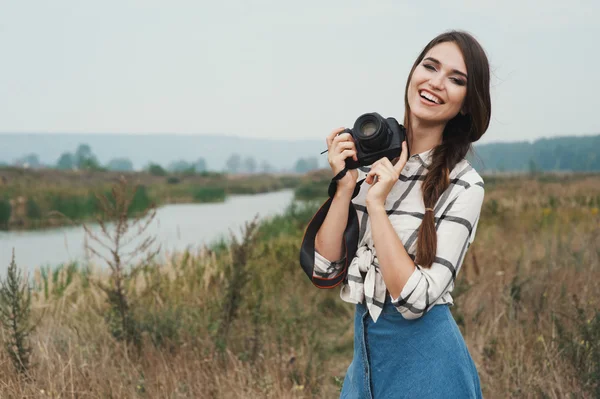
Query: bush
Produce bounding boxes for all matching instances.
[148,163,167,176]
[25,198,42,219]
[0,199,11,226]
[166,176,181,184]
[129,185,152,215]
[0,250,35,374]
[294,182,328,201]
[278,175,302,188]
[49,193,90,220]
[192,187,226,203]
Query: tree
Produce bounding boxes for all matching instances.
[84,177,160,350]
[15,153,41,169]
[528,158,539,176]
[243,156,257,174]
[56,152,75,170]
[147,163,167,176]
[75,144,100,169]
[225,154,242,174]
[107,158,134,172]
[168,160,192,172]
[194,158,207,173]
[294,156,319,173]
[75,144,92,163]
[260,160,274,173]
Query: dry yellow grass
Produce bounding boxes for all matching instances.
[1,173,599,398]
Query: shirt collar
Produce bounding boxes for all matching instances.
[408,146,435,169]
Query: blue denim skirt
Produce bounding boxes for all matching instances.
[340,295,482,399]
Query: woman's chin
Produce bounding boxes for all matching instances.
[410,108,443,125]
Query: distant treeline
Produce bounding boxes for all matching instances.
[468,134,600,173]
[3,134,600,174]
[6,143,322,175]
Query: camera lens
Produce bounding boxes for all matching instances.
[354,113,390,152]
[360,121,378,137]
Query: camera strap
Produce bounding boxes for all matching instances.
[299,168,365,288]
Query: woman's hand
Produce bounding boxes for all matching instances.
[326,127,359,194]
[365,140,409,209]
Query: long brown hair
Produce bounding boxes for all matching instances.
[403,30,491,268]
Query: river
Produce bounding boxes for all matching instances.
[0,189,296,274]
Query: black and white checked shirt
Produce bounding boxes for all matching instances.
[314,147,485,322]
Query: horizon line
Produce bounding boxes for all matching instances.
[0,131,598,146]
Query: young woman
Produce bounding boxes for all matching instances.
[313,31,490,398]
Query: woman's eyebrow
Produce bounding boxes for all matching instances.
[423,56,468,79]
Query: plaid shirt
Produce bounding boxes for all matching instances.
[314,147,485,322]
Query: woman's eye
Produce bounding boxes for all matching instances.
[450,78,466,86]
[423,64,436,71]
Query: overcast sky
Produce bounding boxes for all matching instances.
[0,0,598,144]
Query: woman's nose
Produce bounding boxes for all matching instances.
[428,74,444,90]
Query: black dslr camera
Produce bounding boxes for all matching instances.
[341,112,407,170]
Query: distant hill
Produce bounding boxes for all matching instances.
[0,133,598,173]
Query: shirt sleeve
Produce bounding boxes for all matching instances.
[390,183,484,320]
[313,250,346,279]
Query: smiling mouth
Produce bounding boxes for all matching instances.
[419,90,443,105]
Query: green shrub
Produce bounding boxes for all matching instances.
[49,193,90,220]
[294,182,328,201]
[26,198,42,219]
[280,175,301,187]
[129,185,152,214]
[191,187,226,203]
[148,163,167,176]
[256,200,321,241]
[137,306,185,351]
[0,250,35,374]
[0,199,11,226]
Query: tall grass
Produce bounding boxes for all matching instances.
[0,174,598,397]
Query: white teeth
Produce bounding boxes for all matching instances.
[420,91,441,104]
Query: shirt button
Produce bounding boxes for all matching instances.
[405,166,410,172]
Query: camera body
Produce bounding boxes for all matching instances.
[342,112,407,170]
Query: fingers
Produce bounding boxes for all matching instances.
[334,140,355,152]
[327,128,359,175]
[366,163,382,184]
[393,141,409,173]
[331,132,354,147]
[337,150,356,163]
[366,158,398,185]
[326,127,346,148]
[334,141,358,161]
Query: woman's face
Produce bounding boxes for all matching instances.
[407,41,468,126]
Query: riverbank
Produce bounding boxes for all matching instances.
[0,166,304,230]
[0,189,297,273]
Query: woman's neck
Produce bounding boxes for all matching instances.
[407,117,444,157]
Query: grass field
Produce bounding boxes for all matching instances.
[0,172,599,398]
